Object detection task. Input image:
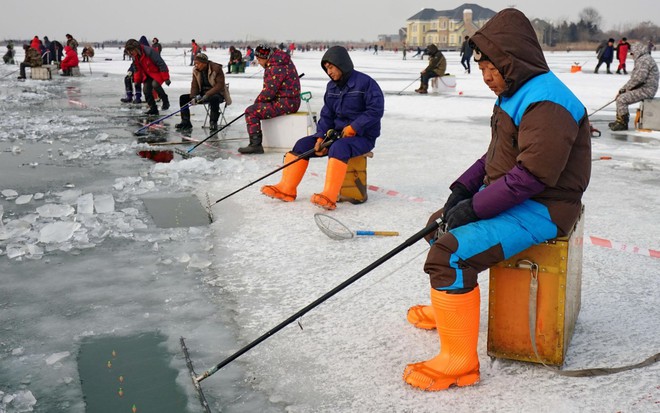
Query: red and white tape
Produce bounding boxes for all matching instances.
[585,236,660,259]
[367,185,424,203]
[362,185,659,259]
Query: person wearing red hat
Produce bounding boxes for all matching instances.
[238,44,301,154]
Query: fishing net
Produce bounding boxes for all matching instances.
[314,213,355,240]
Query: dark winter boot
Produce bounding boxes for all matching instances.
[145,105,159,116]
[161,95,170,110]
[132,92,142,104]
[415,84,428,94]
[609,114,629,131]
[120,92,133,103]
[623,68,628,75]
[616,69,621,74]
[175,112,193,131]
[238,132,264,154]
[209,111,219,131]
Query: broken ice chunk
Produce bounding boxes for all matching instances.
[15,194,33,205]
[45,351,70,365]
[39,221,81,243]
[36,204,75,218]
[76,193,94,215]
[94,194,115,214]
[2,189,18,199]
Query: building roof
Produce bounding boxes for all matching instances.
[407,3,497,21]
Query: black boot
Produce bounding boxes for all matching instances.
[145,105,159,116]
[161,95,170,110]
[238,132,264,154]
[175,112,193,131]
[209,111,219,131]
[120,92,133,103]
[609,114,629,131]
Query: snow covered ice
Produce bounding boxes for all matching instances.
[1,45,659,413]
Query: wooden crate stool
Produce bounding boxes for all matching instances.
[338,152,372,204]
[487,208,584,366]
[30,66,51,80]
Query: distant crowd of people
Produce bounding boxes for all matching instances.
[3,33,101,79]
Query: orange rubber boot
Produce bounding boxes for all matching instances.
[261,152,308,202]
[406,305,436,330]
[310,157,348,210]
[403,286,480,391]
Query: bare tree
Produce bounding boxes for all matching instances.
[579,7,602,30]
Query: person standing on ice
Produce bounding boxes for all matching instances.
[260,45,384,210]
[608,42,659,131]
[238,44,301,154]
[124,38,171,116]
[403,8,591,391]
[120,61,142,104]
[460,35,473,74]
[415,44,447,94]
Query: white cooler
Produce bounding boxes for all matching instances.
[261,112,316,150]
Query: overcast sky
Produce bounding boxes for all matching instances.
[2,0,657,44]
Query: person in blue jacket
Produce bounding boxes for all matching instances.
[261,45,384,210]
[594,38,615,74]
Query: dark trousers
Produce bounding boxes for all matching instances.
[461,56,471,73]
[124,75,142,94]
[595,60,611,73]
[144,77,168,109]
[19,62,33,78]
[178,93,224,120]
[421,71,439,87]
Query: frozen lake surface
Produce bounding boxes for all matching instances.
[1,46,659,412]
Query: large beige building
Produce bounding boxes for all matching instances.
[406,3,497,48]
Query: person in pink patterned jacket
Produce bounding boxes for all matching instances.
[238,44,301,154]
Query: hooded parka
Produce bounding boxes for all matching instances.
[424,8,591,291]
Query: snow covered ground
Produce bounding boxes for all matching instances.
[1,46,659,412]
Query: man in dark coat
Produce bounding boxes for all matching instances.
[595,38,615,74]
[18,44,42,79]
[260,45,384,210]
[175,53,226,132]
[460,35,473,74]
[415,44,447,94]
[403,8,591,392]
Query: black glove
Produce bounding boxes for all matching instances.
[443,183,473,218]
[165,79,171,86]
[444,198,479,230]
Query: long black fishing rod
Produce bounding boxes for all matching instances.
[209,130,340,205]
[397,76,421,95]
[588,98,616,118]
[191,219,441,384]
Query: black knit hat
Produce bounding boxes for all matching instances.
[255,44,271,59]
